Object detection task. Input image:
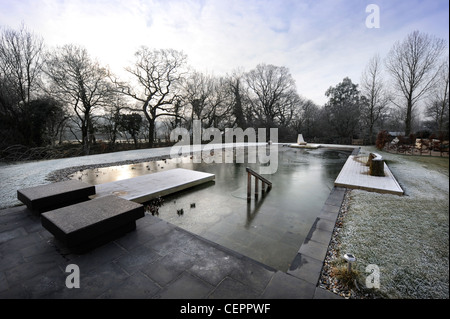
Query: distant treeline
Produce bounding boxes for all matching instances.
[1,24,448,160]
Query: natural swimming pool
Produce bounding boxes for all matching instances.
[70,145,352,271]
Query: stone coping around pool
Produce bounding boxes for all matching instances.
[287,186,347,289]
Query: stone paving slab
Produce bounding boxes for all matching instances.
[41,195,145,253]
[261,271,316,299]
[0,202,344,299]
[94,168,215,203]
[17,180,95,214]
[334,155,404,195]
[1,179,351,301]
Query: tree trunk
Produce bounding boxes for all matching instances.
[148,118,155,148]
[405,99,412,136]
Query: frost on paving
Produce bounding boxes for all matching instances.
[336,149,449,298]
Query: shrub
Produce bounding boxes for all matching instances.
[375,130,389,150]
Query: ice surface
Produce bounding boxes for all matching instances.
[0,143,264,209]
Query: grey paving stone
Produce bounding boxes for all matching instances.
[46,261,131,299]
[145,227,194,256]
[325,194,345,206]
[306,227,333,245]
[176,235,225,260]
[114,220,157,252]
[67,242,128,274]
[287,253,323,285]
[0,283,32,299]
[0,271,8,293]
[20,241,67,261]
[140,218,177,238]
[187,250,242,286]
[0,250,25,272]
[0,232,43,256]
[20,267,66,298]
[21,243,70,266]
[0,227,28,244]
[0,211,31,233]
[298,239,329,262]
[314,217,336,232]
[229,258,276,294]
[209,277,260,299]
[22,216,43,234]
[156,272,214,299]
[115,242,162,274]
[313,286,344,299]
[322,203,341,213]
[141,248,196,287]
[4,259,59,287]
[261,271,316,299]
[317,205,340,222]
[98,271,160,299]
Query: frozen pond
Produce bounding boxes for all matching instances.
[70,146,351,271]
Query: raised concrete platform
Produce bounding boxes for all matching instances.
[94,168,215,203]
[17,180,96,214]
[41,195,144,253]
[334,155,404,195]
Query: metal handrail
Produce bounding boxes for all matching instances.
[246,167,272,202]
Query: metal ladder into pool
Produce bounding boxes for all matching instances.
[246,167,272,202]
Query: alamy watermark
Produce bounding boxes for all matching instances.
[65,264,80,289]
[169,120,279,174]
[366,4,380,29]
[365,264,380,289]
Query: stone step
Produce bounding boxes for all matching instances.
[17,180,96,214]
[41,195,144,253]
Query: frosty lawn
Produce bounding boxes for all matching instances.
[335,146,449,298]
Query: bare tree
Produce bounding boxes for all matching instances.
[425,58,449,135]
[0,23,45,108]
[0,23,46,146]
[245,63,300,130]
[226,69,248,129]
[360,54,390,144]
[182,70,214,128]
[289,99,320,139]
[100,94,129,148]
[113,47,187,147]
[45,44,112,154]
[385,30,446,135]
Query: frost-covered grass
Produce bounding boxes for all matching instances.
[338,147,449,298]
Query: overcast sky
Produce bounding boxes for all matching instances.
[0,0,448,105]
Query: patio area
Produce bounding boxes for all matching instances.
[0,200,342,299]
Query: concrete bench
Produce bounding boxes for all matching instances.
[368,152,384,176]
[17,180,96,214]
[41,195,145,253]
